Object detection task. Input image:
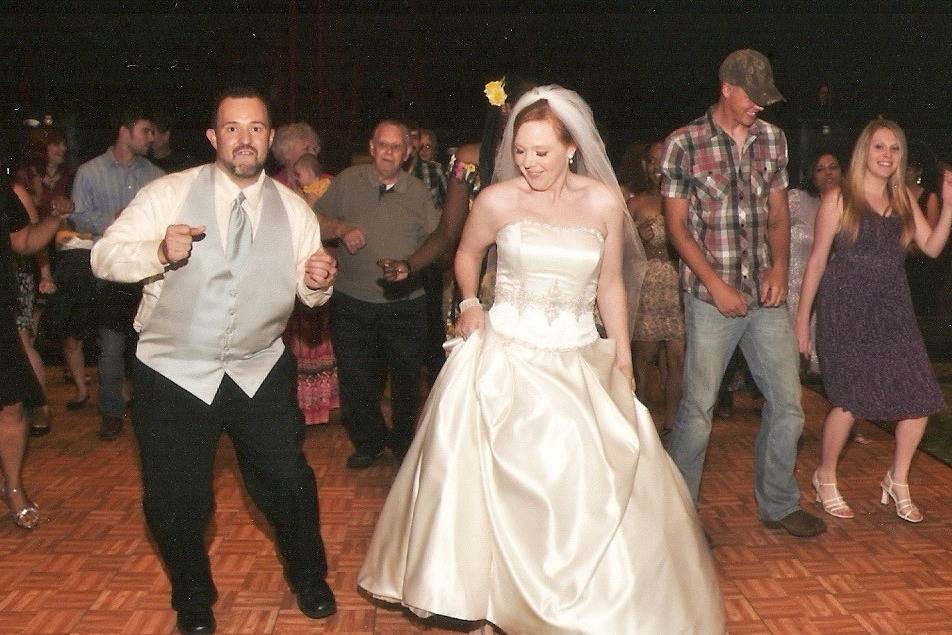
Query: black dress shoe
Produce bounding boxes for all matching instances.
[66,396,89,410]
[763,509,827,538]
[346,449,382,469]
[176,608,216,634]
[99,415,123,440]
[297,580,337,619]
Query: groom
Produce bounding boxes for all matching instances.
[91,87,339,633]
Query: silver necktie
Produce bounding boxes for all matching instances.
[228,192,252,270]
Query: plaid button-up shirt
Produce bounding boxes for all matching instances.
[409,157,447,209]
[660,108,788,307]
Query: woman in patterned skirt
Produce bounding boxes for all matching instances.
[283,152,339,424]
[626,140,684,433]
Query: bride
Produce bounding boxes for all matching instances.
[358,85,725,634]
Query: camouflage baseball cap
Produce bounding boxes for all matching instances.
[718,49,784,107]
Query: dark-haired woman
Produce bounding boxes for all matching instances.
[904,155,942,316]
[15,127,75,220]
[16,127,89,415]
[375,76,538,313]
[787,151,842,376]
[626,140,684,433]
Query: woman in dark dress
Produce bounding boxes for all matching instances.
[903,155,942,317]
[16,126,87,414]
[375,75,539,311]
[795,118,952,523]
[0,183,66,528]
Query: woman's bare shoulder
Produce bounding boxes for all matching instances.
[572,175,621,210]
[475,178,523,209]
[819,186,843,205]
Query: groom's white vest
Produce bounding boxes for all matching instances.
[136,165,296,404]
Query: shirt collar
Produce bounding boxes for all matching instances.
[363,163,408,193]
[214,165,266,209]
[106,147,146,170]
[705,107,762,145]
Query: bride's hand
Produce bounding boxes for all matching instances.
[457,305,485,340]
[615,360,635,392]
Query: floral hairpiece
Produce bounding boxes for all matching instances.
[484,78,507,107]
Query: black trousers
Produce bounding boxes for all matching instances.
[329,292,427,456]
[132,352,327,612]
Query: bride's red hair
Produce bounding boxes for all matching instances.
[512,99,575,146]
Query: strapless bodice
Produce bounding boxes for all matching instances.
[488,219,604,349]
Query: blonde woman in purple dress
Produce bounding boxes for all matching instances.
[795,119,952,523]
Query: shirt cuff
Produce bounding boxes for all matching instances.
[660,185,690,199]
[298,282,333,308]
[144,240,167,273]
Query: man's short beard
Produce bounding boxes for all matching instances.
[229,160,266,179]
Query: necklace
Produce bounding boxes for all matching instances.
[41,170,61,189]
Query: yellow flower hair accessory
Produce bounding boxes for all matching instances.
[484,78,507,107]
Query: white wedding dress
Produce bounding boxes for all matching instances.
[358,220,725,634]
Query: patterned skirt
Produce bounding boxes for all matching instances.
[283,300,340,425]
[14,258,36,333]
[633,258,684,342]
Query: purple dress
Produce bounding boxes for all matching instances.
[816,213,944,420]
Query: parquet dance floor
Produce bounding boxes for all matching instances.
[2,368,952,634]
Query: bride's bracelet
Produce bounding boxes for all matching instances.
[458,297,482,313]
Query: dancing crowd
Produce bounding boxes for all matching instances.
[2,47,951,634]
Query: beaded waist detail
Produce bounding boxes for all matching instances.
[493,281,594,325]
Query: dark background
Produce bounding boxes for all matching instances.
[3,1,952,187]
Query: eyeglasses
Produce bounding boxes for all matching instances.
[374,141,406,152]
[420,144,433,150]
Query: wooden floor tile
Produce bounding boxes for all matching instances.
[2,368,952,633]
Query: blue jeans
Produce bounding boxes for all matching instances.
[667,293,805,522]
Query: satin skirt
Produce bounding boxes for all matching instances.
[358,323,724,634]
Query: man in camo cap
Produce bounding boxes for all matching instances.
[660,49,827,539]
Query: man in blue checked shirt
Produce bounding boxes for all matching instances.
[71,106,164,440]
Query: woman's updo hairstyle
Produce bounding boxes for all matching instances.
[512,99,575,147]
